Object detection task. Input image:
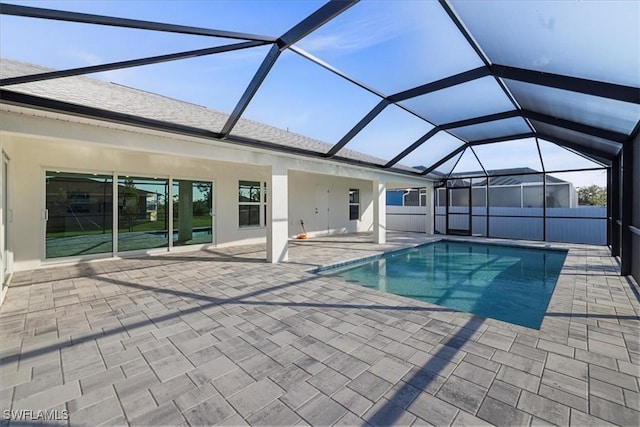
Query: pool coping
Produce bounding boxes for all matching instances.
[309,236,569,274]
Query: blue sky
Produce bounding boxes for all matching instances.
[1,0,618,188]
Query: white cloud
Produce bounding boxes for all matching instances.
[65,50,103,66]
[297,10,416,54]
[533,55,552,66]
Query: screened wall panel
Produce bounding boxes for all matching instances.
[545,171,606,211]
[437,168,608,244]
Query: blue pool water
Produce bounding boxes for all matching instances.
[320,241,567,329]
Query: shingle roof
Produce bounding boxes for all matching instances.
[0,58,421,174]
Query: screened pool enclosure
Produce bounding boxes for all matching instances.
[1,0,638,278]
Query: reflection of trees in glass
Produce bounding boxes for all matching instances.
[239,181,261,202]
[194,182,212,216]
[577,185,606,206]
[122,178,139,231]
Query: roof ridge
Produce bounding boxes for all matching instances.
[108,81,209,110]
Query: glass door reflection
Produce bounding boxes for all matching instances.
[117,176,168,252]
[172,180,213,246]
[45,171,113,258]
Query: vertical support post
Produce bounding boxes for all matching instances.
[621,143,633,275]
[267,164,288,263]
[611,156,621,257]
[373,179,386,244]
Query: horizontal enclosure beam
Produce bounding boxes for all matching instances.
[290,46,386,99]
[219,44,281,137]
[389,67,490,102]
[385,128,441,168]
[421,144,467,175]
[536,133,616,162]
[0,90,427,178]
[0,3,275,42]
[438,110,626,146]
[440,110,519,130]
[468,133,536,146]
[492,64,640,105]
[0,41,268,86]
[469,131,614,165]
[326,100,390,157]
[522,110,628,143]
[278,0,358,48]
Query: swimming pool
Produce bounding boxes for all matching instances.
[320,240,567,329]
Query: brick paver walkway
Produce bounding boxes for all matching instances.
[1,233,638,426]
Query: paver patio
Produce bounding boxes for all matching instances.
[1,232,638,426]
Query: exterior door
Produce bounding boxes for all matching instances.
[447,187,471,235]
[314,185,329,235]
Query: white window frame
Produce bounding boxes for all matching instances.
[238,180,267,228]
[349,188,360,221]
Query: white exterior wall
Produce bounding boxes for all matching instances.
[0,107,431,273]
[287,170,374,237]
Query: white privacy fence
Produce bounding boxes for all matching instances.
[386,206,427,233]
[388,206,607,245]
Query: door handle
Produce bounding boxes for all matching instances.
[315,208,318,214]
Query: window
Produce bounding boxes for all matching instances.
[239,180,266,227]
[349,189,360,220]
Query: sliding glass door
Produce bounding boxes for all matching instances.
[172,180,213,247]
[117,176,169,252]
[45,172,214,259]
[45,171,113,258]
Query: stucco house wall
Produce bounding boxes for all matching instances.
[0,106,428,276]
